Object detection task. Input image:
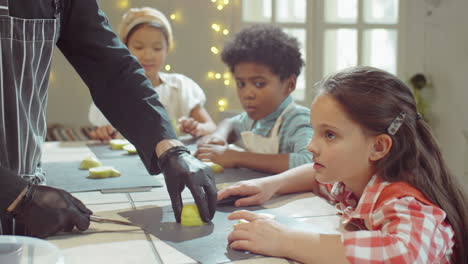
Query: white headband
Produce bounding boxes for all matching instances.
[118,7,173,50]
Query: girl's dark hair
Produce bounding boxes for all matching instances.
[221,24,304,81]
[317,66,467,263]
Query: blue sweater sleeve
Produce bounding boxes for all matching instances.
[280,106,313,168]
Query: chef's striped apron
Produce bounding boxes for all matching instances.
[0,0,60,235]
[0,0,60,183]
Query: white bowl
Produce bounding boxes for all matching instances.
[0,236,64,264]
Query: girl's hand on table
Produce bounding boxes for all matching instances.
[217,178,278,207]
[227,210,291,258]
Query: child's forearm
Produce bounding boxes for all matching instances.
[190,106,217,134]
[197,121,217,135]
[212,118,236,142]
[233,152,289,174]
[273,163,317,195]
[284,230,349,264]
[233,153,317,192]
[233,153,318,195]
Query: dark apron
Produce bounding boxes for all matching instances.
[0,0,60,235]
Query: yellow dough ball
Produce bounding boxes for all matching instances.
[88,166,121,179]
[181,204,205,227]
[171,119,181,136]
[109,139,129,150]
[79,156,102,170]
[204,161,224,173]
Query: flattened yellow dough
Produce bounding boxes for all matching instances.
[109,139,129,150]
[88,166,121,179]
[123,144,137,154]
[181,204,205,227]
[79,156,102,170]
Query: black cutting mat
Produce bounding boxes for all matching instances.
[86,143,140,160]
[215,167,269,184]
[43,157,162,193]
[119,205,312,264]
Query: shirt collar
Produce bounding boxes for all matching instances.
[156,72,178,89]
[262,95,293,122]
[249,96,293,135]
[340,175,388,224]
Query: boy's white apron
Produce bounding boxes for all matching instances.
[241,103,294,154]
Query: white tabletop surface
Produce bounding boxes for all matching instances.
[43,141,342,264]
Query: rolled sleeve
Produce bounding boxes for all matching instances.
[176,74,206,117]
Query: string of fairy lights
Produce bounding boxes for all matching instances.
[208,0,232,112]
[114,0,232,112]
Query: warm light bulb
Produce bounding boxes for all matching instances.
[210,46,219,54]
[207,71,215,79]
[224,79,230,86]
[117,0,129,9]
[223,0,230,4]
[222,29,229,35]
[211,0,216,2]
[218,98,228,112]
[170,14,176,20]
[223,72,231,79]
[165,64,171,71]
[211,24,221,32]
[215,73,222,79]
[217,4,224,10]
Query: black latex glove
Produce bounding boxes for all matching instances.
[158,146,217,223]
[12,185,93,238]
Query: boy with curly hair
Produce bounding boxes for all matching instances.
[196,24,313,174]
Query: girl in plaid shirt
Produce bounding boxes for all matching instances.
[219,66,468,263]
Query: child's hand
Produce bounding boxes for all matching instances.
[217,178,277,207]
[178,117,200,137]
[227,210,290,258]
[198,134,227,145]
[179,117,215,138]
[195,143,237,168]
[89,125,118,141]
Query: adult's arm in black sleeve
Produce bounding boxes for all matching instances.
[56,1,216,222]
[56,0,176,175]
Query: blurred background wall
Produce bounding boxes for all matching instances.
[46,0,468,190]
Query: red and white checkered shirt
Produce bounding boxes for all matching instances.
[317,175,455,263]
